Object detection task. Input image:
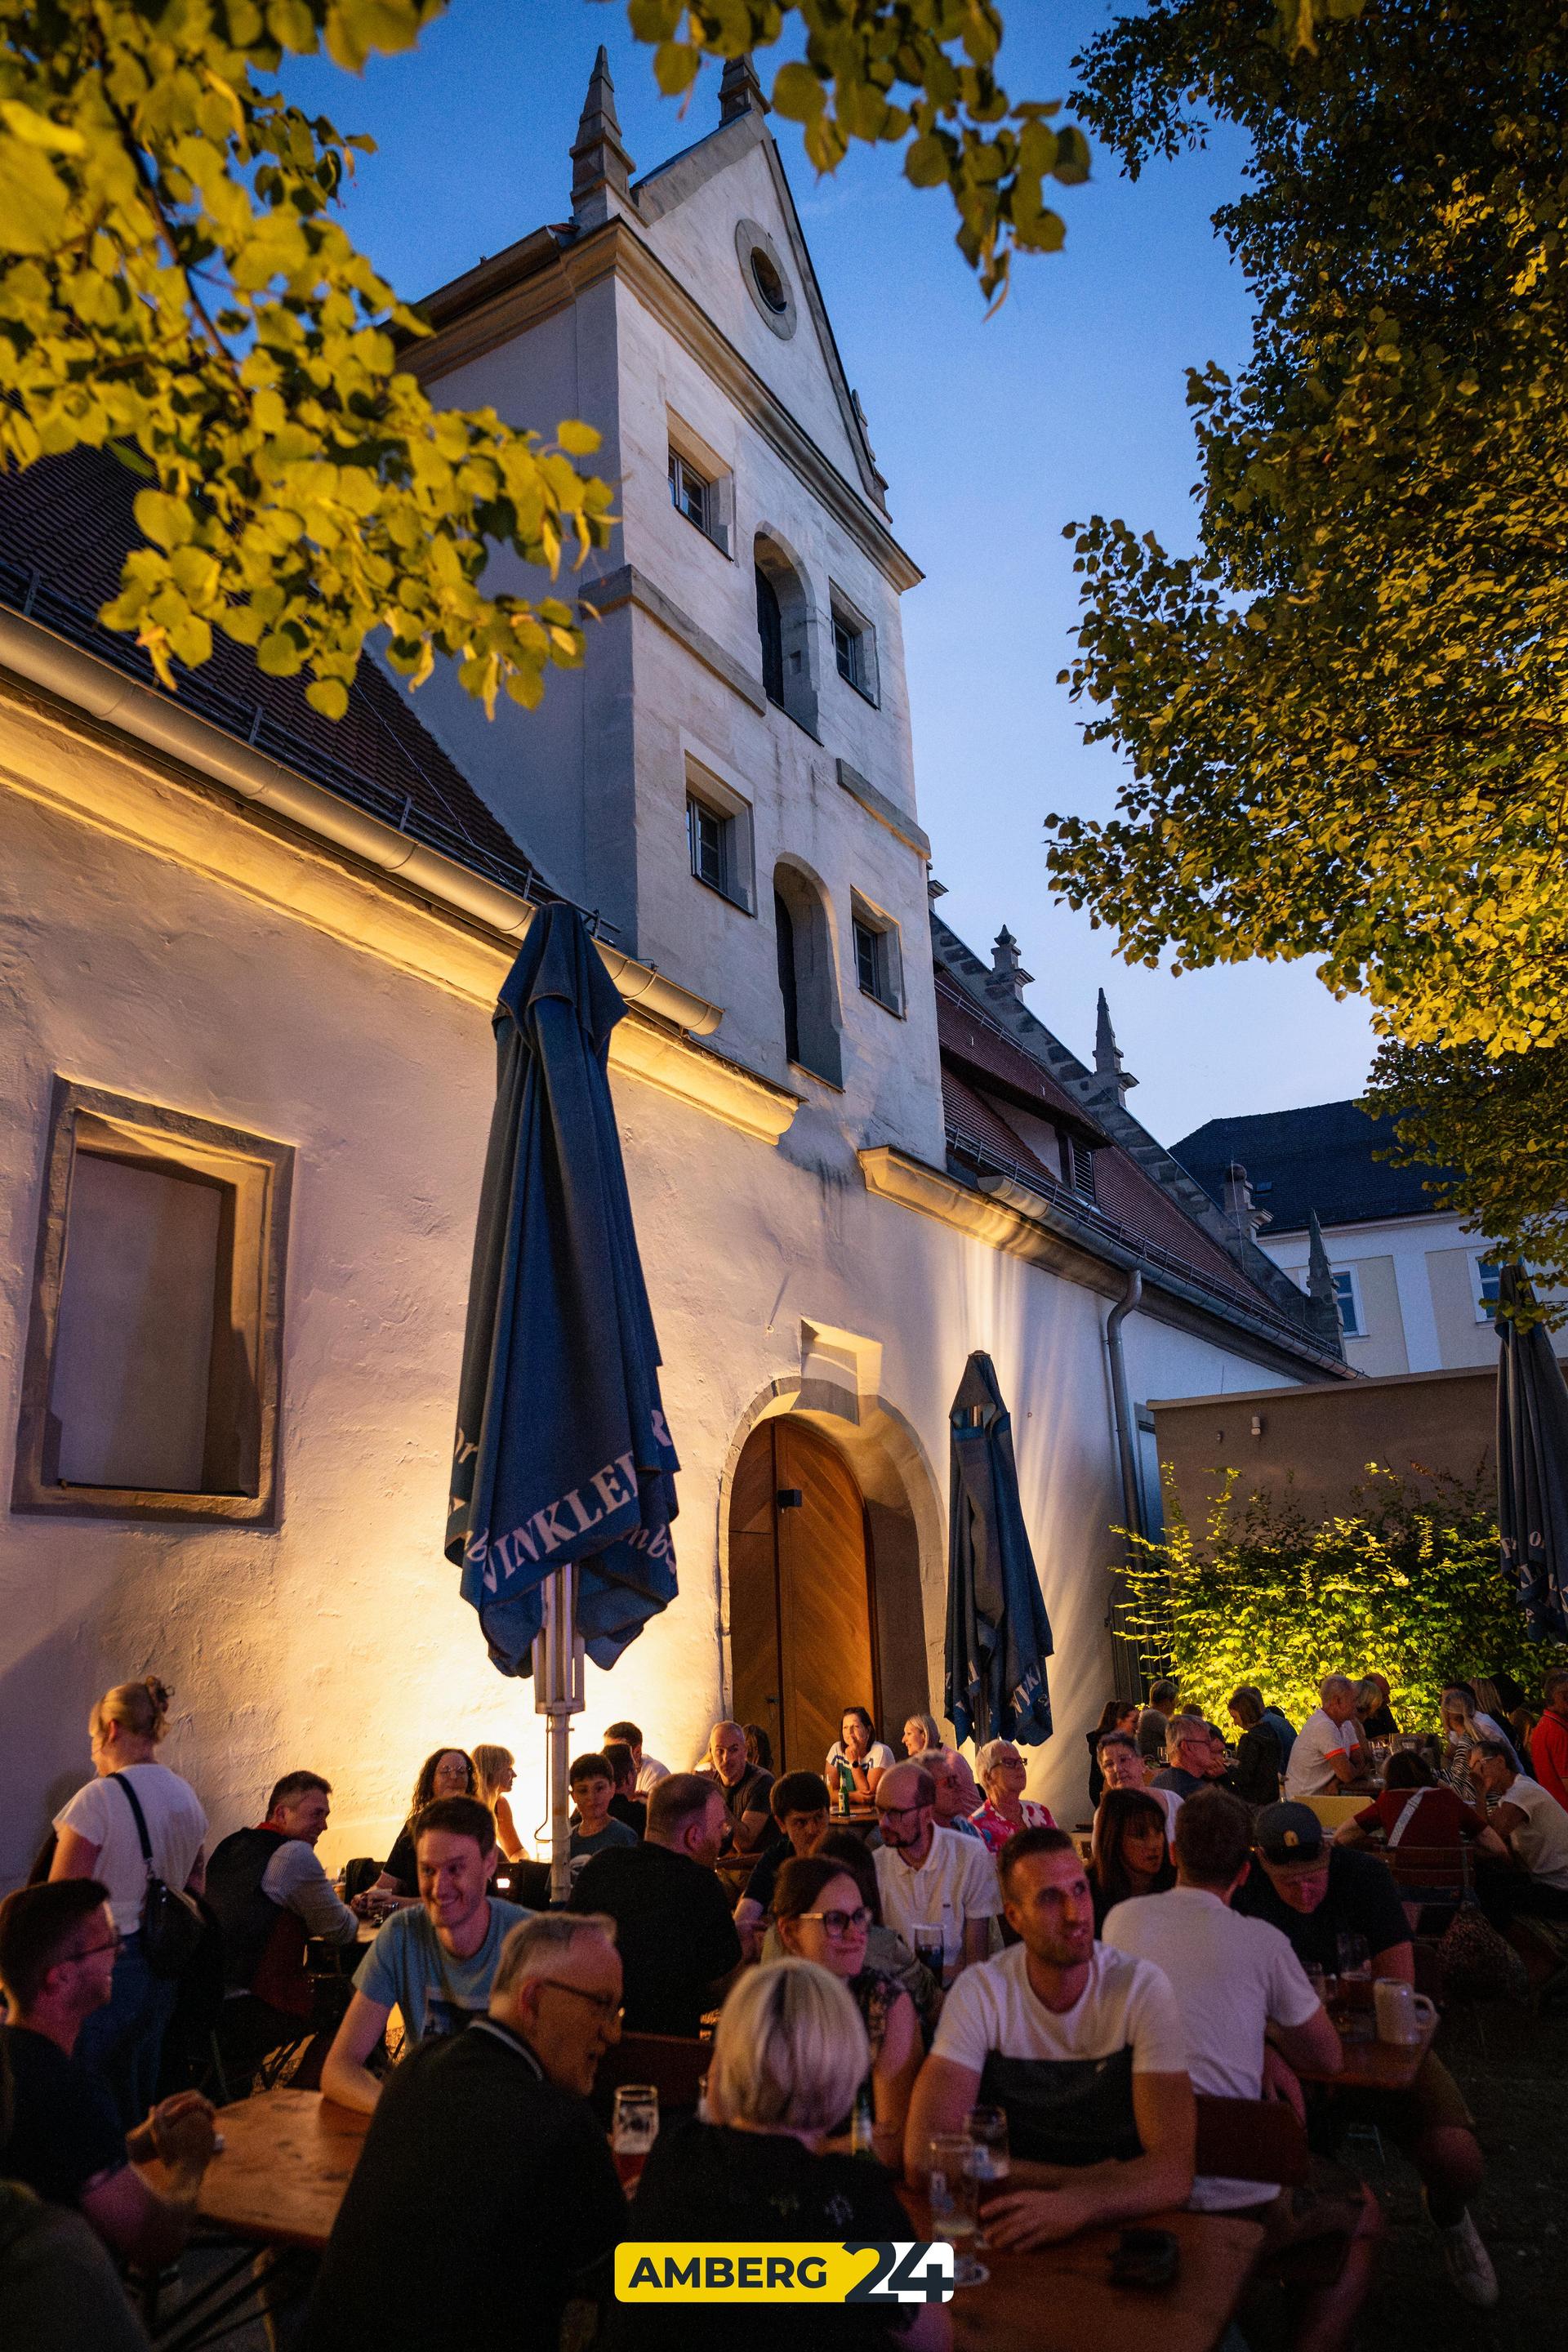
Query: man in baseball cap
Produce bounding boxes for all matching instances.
[1236,1803,1495,2307]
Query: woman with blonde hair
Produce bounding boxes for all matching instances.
[608,1961,950,2350]
[50,1675,207,2124]
[470,1744,526,1861]
[901,1711,942,1757]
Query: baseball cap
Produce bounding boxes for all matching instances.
[1254,1802,1325,1865]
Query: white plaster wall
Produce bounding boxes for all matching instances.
[0,770,1315,1885]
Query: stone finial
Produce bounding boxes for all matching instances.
[985,924,1034,1005]
[1306,1209,1345,1350]
[1222,1160,1272,1240]
[719,52,769,122]
[571,46,635,219]
[1092,987,1138,1107]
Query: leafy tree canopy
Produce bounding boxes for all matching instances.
[1115,1468,1567,1731]
[1047,2,1568,1073]
[0,0,1147,715]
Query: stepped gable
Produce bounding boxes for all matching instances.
[0,443,550,900]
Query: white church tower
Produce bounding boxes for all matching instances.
[403,50,943,1163]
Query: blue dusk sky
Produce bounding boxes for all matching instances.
[288,0,1376,1147]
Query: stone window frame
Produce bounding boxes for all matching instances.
[12,1077,293,1526]
[849,890,905,1018]
[829,581,880,706]
[735,218,798,340]
[666,409,733,557]
[684,755,755,915]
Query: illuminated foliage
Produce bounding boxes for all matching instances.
[1048,3,1568,1071]
[1114,1469,1568,1731]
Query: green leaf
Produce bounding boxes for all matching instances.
[305,675,350,719]
[134,490,196,551]
[555,419,601,457]
[771,63,826,122]
[0,102,85,155]
[0,134,70,253]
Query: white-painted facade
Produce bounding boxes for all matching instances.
[0,65,1342,1892]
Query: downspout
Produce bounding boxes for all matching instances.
[1104,1269,1145,1705]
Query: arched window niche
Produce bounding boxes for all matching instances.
[773,861,843,1087]
[754,532,819,737]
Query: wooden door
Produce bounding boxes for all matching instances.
[728,1419,877,1775]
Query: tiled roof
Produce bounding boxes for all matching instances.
[0,446,556,906]
[1174,1102,1449,1235]
[934,969,1107,1141]
[933,934,1341,1361]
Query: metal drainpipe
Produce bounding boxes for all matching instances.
[1105,1268,1145,1704]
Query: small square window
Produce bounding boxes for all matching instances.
[1472,1255,1502,1323]
[688,795,728,893]
[1330,1267,1365,1338]
[829,590,878,704]
[669,449,710,536]
[834,613,864,688]
[853,915,884,1000]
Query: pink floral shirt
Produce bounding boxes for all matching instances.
[970,1797,1056,1857]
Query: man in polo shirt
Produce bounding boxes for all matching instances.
[906,1827,1192,2247]
[1236,1802,1496,2307]
[1284,1678,1368,1798]
[1104,1791,1381,2352]
[320,1797,529,2113]
[300,1913,626,2352]
[873,1762,1003,1978]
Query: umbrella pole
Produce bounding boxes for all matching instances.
[533,1561,585,1907]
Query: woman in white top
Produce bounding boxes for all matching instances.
[824,1706,895,1800]
[51,1677,207,2127]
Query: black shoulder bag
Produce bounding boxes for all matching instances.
[114,1773,206,1979]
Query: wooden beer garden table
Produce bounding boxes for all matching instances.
[141,2090,1258,2352]
[1294,2001,1439,2093]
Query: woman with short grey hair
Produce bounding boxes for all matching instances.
[969,1738,1055,1859]
[605,1962,951,2349]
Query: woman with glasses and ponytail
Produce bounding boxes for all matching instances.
[773,1854,921,2174]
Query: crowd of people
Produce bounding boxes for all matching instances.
[5,1666,1568,2349]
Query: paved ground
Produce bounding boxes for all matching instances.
[1247,1985,1568,2348]
[165,1986,1568,2350]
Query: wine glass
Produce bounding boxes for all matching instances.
[926,2136,987,2287]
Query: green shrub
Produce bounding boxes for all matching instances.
[1112,1468,1567,1731]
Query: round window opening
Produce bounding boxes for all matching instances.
[750,247,789,314]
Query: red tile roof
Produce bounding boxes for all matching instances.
[0,446,547,900]
[934,969,1106,1139]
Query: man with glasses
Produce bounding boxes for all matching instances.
[871,1760,1003,1979]
[321,1795,530,2113]
[0,1879,216,2270]
[300,1914,627,2352]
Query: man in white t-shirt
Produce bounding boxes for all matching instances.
[1097,1733,1183,1841]
[1285,1679,1368,1798]
[872,1762,1002,1976]
[1103,1788,1379,2352]
[905,1825,1192,2248]
[603,1722,669,1798]
[1471,1743,1568,1916]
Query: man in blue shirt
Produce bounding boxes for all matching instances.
[320,1797,528,2112]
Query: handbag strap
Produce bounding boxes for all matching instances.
[112,1771,156,1880]
[1387,1791,1427,1849]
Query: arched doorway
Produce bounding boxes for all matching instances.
[728,1418,878,1776]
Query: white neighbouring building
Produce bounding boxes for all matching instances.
[1174,1100,1568,1379]
[0,55,1346,1887]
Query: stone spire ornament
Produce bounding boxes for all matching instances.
[1092,987,1138,1108]
[571,46,635,222]
[1306,1209,1345,1350]
[985,924,1034,1005]
[719,51,769,122]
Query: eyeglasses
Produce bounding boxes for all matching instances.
[797,1907,871,1938]
[533,1979,624,2025]
[875,1800,925,1821]
[67,1933,122,1963]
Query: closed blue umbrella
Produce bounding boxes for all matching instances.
[1496,1263,1568,1642]
[446,903,679,1886]
[944,1351,1054,1748]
